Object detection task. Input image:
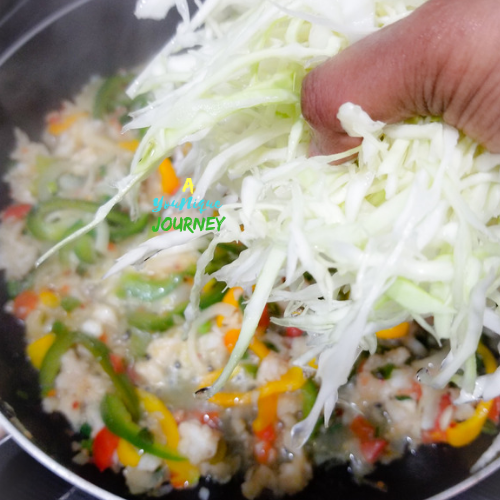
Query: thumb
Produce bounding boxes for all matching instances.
[301,0,500,155]
[301,10,424,155]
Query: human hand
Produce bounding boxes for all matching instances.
[301,0,500,155]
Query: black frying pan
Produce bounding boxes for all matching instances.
[1,1,500,499]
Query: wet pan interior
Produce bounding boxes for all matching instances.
[0,1,499,499]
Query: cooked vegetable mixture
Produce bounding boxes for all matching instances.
[37,0,500,464]
[1,75,500,498]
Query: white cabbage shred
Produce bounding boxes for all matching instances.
[41,0,500,451]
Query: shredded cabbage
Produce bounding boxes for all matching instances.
[39,0,500,449]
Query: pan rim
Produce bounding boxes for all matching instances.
[0,0,96,69]
[0,412,125,500]
[3,407,500,500]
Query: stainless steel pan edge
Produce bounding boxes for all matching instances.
[0,414,122,500]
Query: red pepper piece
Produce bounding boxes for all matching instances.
[92,427,119,472]
[489,397,500,424]
[360,438,387,463]
[350,415,376,441]
[2,203,32,221]
[285,327,303,338]
[258,304,270,330]
[13,290,39,320]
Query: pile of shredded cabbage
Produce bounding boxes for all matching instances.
[40,0,500,450]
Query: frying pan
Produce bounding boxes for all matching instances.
[1,1,500,499]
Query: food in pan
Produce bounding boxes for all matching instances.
[0,71,499,498]
[3,0,500,496]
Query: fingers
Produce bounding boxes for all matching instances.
[301,17,418,155]
[302,0,500,155]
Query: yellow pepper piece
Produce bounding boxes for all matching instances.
[477,342,497,375]
[249,337,270,360]
[252,394,278,433]
[223,327,269,360]
[138,389,179,449]
[216,287,243,327]
[308,359,318,369]
[207,368,306,409]
[117,438,141,467]
[118,139,139,152]
[446,342,497,447]
[209,439,227,465]
[39,289,60,308]
[209,391,253,407]
[198,366,241,390]
[159,158,180,195]
[27,333,56,369]
[166,459,200,489]
[202,278,216,294]
[376,322,410,339]
[199,368,224,389]
[48,112,87,135]
[446,400,493,447]
[137,390,199,488]
[260,367,306,398]
[224,328,240,352]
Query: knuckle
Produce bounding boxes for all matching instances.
[301,66,340,135]
[300,70,321,128]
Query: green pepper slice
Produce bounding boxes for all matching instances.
[26,197,150,244]
[6,272,34,300]
[301,379,321,439]
[205,242,246,274]
[39,330,77,396]
[371,363,396,380]
[101,393,185,461]
[108,213,150,242]
[76,334,140,421]
[74,234,97,263]
[199,280,226,310]
[302,379,319,419]
[117,265,195,302]
[93,75,134,119]
[40,327,140,421]
[60,296,81,312]
[127,302,187,332]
